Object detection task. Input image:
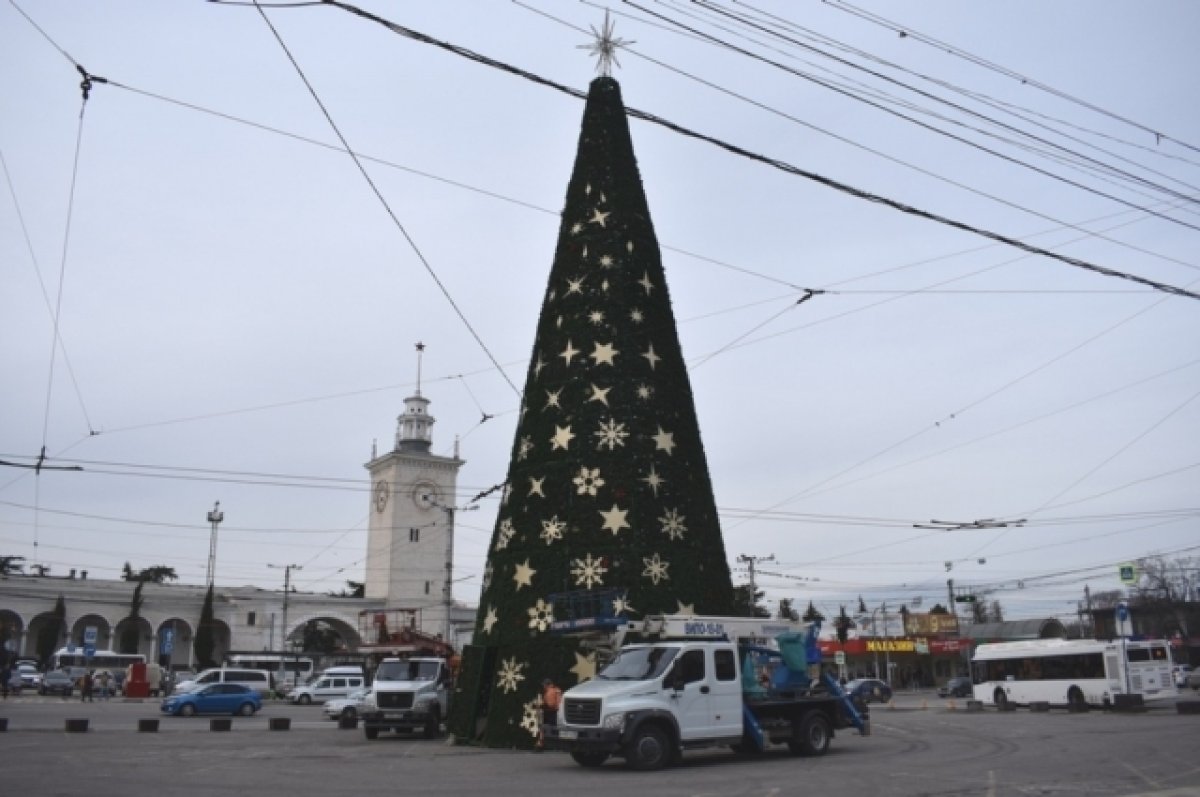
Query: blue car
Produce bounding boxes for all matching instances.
[844,678,893,704]
[161,683,262,717]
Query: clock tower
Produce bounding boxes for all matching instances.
[364,344,464,641]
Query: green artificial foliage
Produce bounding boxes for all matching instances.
[448,77,734,749]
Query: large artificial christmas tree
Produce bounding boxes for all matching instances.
[448,74,735,748]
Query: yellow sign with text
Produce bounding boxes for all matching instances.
[865,639,916,653]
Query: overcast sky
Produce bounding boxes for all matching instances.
[3,0,1197,628]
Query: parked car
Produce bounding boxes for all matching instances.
[16,663,42,689]
[38,669,75,696]
[938,676,973,698]
[845,678,893,704]
[4,669,23,694]
[163,669,197,695]
[161,683,262,717]
[323,689,371,721]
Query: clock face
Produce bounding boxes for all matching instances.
[412,481,440,511]
[374,480,390,513]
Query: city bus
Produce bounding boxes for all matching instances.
[50,648,146,678]
[972,638,1173,709]
[225,653,315,691]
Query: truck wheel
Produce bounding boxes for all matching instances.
[423,708,442,739]
[570,752,609,768]
[788,713,831,756]
[994,688,1008,710]
[364,725,379,740]
[624,725,670,771]
[1067,686,1086,709]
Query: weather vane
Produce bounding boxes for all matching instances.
[578,10,633,76]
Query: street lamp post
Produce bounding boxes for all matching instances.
[869,603,891,682]
[205,502,224,586]
[268,564,302,690]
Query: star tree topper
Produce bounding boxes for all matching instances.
[578,10,634,77]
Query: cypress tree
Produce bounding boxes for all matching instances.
[449,76,734,748]
[119,580,145,654]
[36,594,67,668]
[194,584,216,668]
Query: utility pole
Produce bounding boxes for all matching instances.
[268,563,302,688]
[205,501,224,586]
[737,554,774,610]
[431,499,477,646]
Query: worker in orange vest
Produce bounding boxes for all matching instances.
[536,677,563,750]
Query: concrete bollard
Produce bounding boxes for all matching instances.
[209,718,232,732]
[966,700,984,713]
[1175,701,1200,715]
[1030,702,1050,713]
[1068,701,1090,713]
[338,714,358,730]
[0,717,8,732]
[269,717,291,731]
[1112,694,1146,713]
[65,718,89,733]
[945,699,956,711]
[138,718,160,732]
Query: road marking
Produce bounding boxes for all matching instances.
[1121,760,1164,790]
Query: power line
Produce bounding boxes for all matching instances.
[822,0,1200,156]
[271,0,1200,300]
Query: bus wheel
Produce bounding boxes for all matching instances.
[1067,687,1086,709]
[993,688,1008,710]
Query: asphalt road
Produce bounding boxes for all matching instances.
[2,692,1198,796]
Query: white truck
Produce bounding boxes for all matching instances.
[360,657,451,740]
[544,614,868,770]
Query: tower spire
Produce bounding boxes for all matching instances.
[395,342,434,452]
[415,341,425,396]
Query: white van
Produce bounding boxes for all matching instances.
[289,666,365,704]
[174,668,272,697]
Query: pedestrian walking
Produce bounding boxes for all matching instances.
[81,670,94,702]
[97,670,111,700]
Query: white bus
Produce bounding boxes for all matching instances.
[972,638,1173,709]
[50,648,146,677]
[225,653,315,689]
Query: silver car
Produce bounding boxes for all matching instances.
[323,689,371,721]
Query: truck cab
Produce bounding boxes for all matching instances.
[361,657,450,740]
[551,640,747,768]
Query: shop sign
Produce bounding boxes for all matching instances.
[865,639,915,653]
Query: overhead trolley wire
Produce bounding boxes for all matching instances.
[247,0,521,399]
[628,0,1200,233]
[710,0,1200,199]
[534,3,1200,276]
[274,0,1200,301]
[822,0,1200,157]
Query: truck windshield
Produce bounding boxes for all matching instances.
[376,660,441,681]
[597,647,679,681]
